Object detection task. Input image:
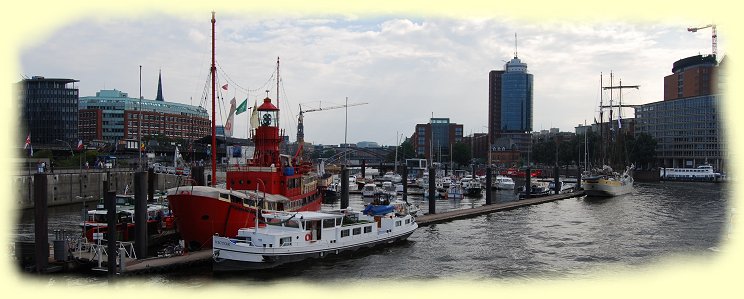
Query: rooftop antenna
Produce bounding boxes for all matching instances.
[514,32,518,58]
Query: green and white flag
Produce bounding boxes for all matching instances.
[236,99,248,115]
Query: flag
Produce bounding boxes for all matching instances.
[224,97,236,137]
[249,100,259,129]
[222,83,228,90]
[24,134,33,156]
[174,146,180,167]
[236,99,248,115]
[77,140,84,151]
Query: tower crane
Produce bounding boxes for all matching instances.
[296,101,368,153]
[687,24,717,58]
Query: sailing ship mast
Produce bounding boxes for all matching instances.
[601,72,639,167]
[210,12,217,186]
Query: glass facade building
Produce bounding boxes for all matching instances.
[18,76,79,146]
[634,95,724,169]
[500,71,533,132]
[412,118,463,162]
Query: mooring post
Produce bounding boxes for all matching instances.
[134,171,148,259]
[428,166,435,214]
[444,163,448,176]
[554,164,560,195]
[192,165,205,186]
[340,166,349,209]
[485,167,492,205]
[361,159,366,179]
[577,164,582,190]
[33,173,48,274]
[105,190,117,275]
[524,168,531,199]
[147,168,155,202]
[402,165,408,203]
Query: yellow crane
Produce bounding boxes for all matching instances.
[687,24,717,58]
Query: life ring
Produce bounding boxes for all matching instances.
[305,233,311,241]
[180,190,191,195]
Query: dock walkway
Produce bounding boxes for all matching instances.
[416,191,585,226]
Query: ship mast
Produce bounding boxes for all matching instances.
[276,56,280,129]
[210,12,217,186]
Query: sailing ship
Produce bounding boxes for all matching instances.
[582,72,635,197]
[167,13,322,251]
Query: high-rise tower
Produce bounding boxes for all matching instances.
[488,34,533,162]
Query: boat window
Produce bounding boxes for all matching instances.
[363,226,372,233]
[341,229,350,238]
[405,219,410,224]
[285,219,300,229]
[395,220,402,227]
[322,218,336,229]
[279,237,292,247]
[352,227,361,235]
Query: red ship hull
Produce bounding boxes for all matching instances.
[168,186,322,251]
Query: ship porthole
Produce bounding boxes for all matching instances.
[201,215,209,220]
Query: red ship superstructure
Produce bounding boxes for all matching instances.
[166,13,322,251]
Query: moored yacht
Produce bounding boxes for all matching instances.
[212,208,417,271]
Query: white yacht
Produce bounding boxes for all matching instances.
[212,208,418,271]
[493,175,516,190]
[659,164,722,182]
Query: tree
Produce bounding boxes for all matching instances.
[386,139,416,163]
[451,141,471,166]
[629,133,657,169]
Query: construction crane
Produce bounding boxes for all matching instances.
[687,24,717,58]
[296,101,368,150]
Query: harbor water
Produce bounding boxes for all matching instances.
[13,181,729,284]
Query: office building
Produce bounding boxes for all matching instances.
[635,55,725,170]
[488,50,533,157]
[411,118,463,162]
[79,89,210,145]
[18,76,79,147]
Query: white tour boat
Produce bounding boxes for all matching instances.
[212,208,418,271]
[659,164,722,182]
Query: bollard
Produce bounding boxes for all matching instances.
[340,166,349,209]
[33,173,48,273]
[134,171,148,259]
[485,167,492,205]
[361,160,366,179]
[119,248,127,273]
[428,167,435,215]
[577,167,582,190]
[105,190,117,275]
[524,168,531,199]
[402,166,408,203]
[554,165,560,195]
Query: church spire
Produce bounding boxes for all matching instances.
[155,69,164,101]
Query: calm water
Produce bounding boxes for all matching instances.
[14,181,730,285]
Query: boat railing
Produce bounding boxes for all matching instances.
[227,165,277,173]
[75,239,137,260]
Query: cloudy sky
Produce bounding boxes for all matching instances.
[16,8,725,147]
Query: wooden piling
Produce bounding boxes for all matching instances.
[33,173,48,273]
[134,171,148,259]
[105,190,117,275]
[340,166,349,209]
[428,167,435,215]
[485,167,492,205]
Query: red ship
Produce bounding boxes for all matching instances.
[166,13,322,251]
[500,167,542,178]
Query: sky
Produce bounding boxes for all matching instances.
[17,10,724,147]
